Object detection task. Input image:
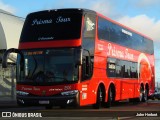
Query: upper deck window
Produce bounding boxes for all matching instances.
[98,17,154,55]
[20,11,82,42]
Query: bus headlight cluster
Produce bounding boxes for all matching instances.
[61,90,78,96]
[16,91,29,96]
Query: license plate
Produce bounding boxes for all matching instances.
[39,100,50,104]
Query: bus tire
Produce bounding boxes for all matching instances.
[139,85,144,102]
[93,87,103,109]
[142,89,148,102]
[134,85,144,102]
[45,105,52,109]
[105,87,113,108]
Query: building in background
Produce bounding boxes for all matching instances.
[0,9,24,100]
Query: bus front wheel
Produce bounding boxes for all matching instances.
[93,86,104,109]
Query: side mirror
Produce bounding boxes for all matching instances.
[2,48,24,70]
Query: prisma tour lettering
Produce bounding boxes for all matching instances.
[56,16,71,23]
[32,19,52,26]
[107,43,134,60]
[31,16,71,26]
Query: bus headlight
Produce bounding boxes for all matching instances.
[61,90,78,96]
[16,91,29,96]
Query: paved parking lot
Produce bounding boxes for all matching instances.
[0,99,160,119]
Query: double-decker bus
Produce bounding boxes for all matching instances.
[2,8,155,109]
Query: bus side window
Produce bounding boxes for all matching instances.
[107,58,116,77]
[131,62,138,78]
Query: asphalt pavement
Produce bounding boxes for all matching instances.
[0,99,160,119]
[0,97,17,108]
[0,97,160,109]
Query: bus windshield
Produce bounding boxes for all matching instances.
[17,48,79,84]
[20,11,82,42]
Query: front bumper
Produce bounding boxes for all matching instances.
[17,93,79,107]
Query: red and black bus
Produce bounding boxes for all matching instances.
[2,8,155,109]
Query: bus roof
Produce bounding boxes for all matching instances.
[27,8,96,16]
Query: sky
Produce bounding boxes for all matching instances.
[0,0,160,83]
[0,0,160,42]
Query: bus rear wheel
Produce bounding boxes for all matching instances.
[139,87,143,102]
[105,87,113,108]
[142,89,148,102]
